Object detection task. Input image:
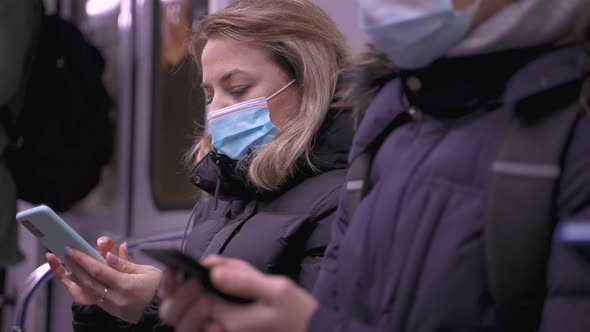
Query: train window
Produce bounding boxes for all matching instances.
[151,0,207,209]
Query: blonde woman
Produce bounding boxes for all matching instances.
[159,1,590,332]
[46,0,352,331]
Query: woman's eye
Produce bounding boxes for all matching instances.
[231,86,250,97]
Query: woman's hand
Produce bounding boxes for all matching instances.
[46,236,131,305]
[158,256,318,332]
[47,243,162,324]
[158,268,215,331]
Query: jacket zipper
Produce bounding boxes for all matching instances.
[212,151,221,210]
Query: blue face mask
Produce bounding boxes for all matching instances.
[208,80,295,160]
[360,0,479,69]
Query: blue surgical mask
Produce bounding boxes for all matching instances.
[208,80,295,160]
[360,0,479,69]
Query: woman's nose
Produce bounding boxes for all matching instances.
[209,96,233,112]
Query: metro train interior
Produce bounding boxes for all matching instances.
[1,0,366,331]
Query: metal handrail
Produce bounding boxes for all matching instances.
[11,263,53,332]
[12,230,185,331]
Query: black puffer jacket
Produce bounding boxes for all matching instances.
[71,109,353,331]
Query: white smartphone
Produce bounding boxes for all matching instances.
[16,205,106,264]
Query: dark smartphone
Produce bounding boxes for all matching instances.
[141,248,254,304]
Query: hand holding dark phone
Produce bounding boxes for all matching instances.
[141,248,254,304]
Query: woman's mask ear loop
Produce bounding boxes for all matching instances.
[267,80,296,101]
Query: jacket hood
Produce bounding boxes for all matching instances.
[337,44,398,129]
[339,21,590,125]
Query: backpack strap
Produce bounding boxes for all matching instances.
[486,81,582,332]
[345,112,411,220]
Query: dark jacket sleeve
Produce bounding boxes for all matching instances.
[72,303,133,332]
[139,295,174,332]
[72,296,173,332]
[539,115,590,332]
[292,173,347,292]
[296,207,336,291]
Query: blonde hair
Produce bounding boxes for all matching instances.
[186,0,350,191]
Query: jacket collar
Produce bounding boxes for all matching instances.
[190,109,353,202]
[399,44,581,117]
[351,43,583,160]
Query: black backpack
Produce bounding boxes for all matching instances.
[345,80,586,331]
[1,12,114,212]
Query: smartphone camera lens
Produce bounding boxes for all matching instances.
[21,220,45,238]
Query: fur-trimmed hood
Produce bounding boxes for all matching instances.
[335,44,397,129]
[339,24,590,126]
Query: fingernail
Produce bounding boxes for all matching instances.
[122,242,128,252]
[65,246,74,257]
[213,269,232,288]
[97,238,105,246]
[107,252,119,265]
